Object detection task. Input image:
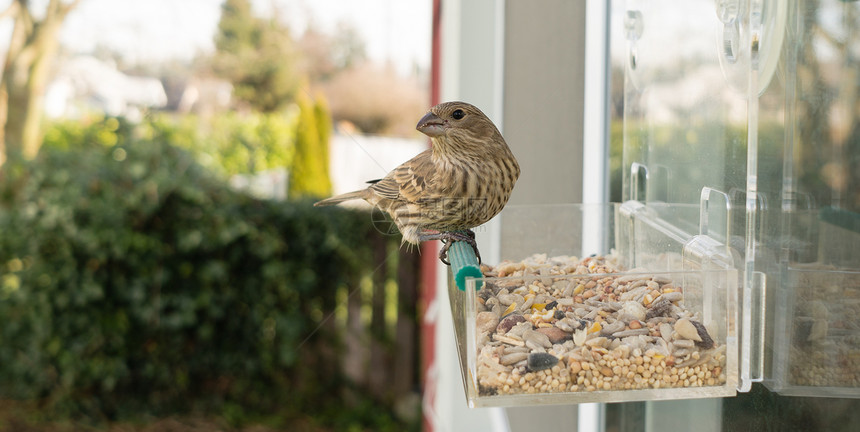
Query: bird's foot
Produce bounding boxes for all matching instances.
[432,230,481,266]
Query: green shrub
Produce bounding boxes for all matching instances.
[42,116,136,151]
[143,111,298,177]
[43,112,299,179]
[288,93,333,199]
[0,139,400,428]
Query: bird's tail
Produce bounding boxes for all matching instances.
[313,189,368,207]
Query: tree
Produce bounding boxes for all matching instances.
[298,22,367,83]
[288,92,332,199]
[211,0,300,112]
[314,93,332,167]
[0,0,82,166]
[324,62,427,136]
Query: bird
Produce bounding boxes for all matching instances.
[314,101,520,265]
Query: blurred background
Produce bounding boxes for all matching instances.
[0,0,431,430]
[6,1,859,431]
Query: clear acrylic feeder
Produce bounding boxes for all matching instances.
[765,209,860,397]
[616,0,860,399]
[448,204,743,407]
[747,0,860,397]
[444,0,860,407]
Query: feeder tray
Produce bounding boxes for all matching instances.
[447,204,745,407]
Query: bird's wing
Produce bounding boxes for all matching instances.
[370,150,434,202]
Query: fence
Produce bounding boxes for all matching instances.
[337,232,422,405]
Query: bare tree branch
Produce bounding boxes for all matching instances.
[14,0,35,37]
[813,22,844,52]
[46,0,82,18]
[61,0,84,15]
[1,0,83,162]
[0,1,19,20]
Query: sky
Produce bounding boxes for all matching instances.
[1,0,431,76]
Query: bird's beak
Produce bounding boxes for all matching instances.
[416,112,445,137]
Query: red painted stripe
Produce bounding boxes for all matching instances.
[421,1,443,431]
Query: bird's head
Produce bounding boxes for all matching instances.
[416,101,499,147]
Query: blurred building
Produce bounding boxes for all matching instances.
[228,132,425,202]
[328,132,427,203]
[175,77,233,116]
[45,56,167,121]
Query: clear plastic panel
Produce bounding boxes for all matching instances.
[756,0,860,397]
[622,0,750,220]
[621,0,860,398]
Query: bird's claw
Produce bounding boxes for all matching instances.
[437,230,481,266]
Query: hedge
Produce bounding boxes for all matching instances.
[0,139,407,429]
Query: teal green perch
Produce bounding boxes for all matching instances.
[448,240,483,291]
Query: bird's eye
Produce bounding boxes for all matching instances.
[451,109,465,120]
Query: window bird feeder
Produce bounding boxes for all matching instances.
[446,0,860,407]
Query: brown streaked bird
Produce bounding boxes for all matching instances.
[314,101,520,264]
